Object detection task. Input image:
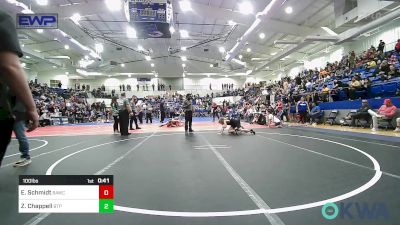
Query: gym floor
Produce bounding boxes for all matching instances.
[1,122,399,225]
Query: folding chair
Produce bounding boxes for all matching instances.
[324,110,339,125]
[340,110,357,127]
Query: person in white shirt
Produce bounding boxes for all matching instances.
[268,114,283,128]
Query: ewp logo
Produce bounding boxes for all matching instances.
[16,14,58,29]
[322,202,390,220]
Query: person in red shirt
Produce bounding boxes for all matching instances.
[395,39,400,54]
[368,99,397,131]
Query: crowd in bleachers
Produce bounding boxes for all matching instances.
[30,81,110,126]
[28,39,400,132]
[261,43,400,107]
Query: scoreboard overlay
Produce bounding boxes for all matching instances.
[19,175,114,213]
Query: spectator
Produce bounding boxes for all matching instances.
[309,102,323,125]
[366,59,377,69]
[111,97,119,133]
[349,77,362,100]
[296,97,310,124]
[368,99,397,132]
[388,65,399,79]
[349,100,371,127]
[395,118,400,132]
[395,39,400,54]
[321,84,330,102]
[377,40,385,52]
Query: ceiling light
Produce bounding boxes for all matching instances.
[155,74,158,78]
[182,63,186,68]
[138,45,144,51]
[181,46,187,51]
[270,52,277,56]
[36,29,43,33]
[225,75,228,78]
[105,0,122,11]
[65,72,69,75]
[121,63,125,67]
[36,0,48,6]
[169,26,175,34]
[238,1,254,15]
[210,64,214,68]
[64,44,70,50]
[285,6,293,14]
[179,0,192,12]
[25,56,30,59]
[182,73,186,77]
[228,20,236,26]
[95,43,104,53]
[219,46,225,53]
[52,65,57,68]
[259,33,265,39]
[180,30,189,38]
[321,26,338,36]
[145,55,151,61]
[246,48,251,52]
[70,13,81,25]
[21,44,25,47]
[181,56,187,61]
[128,74,131,78]
[126,26,137,38]
[151,63,155,67]
[84,55,89,60]
[239,55,243,59]
[108,75,111,78]
[21,63,26,67]
[207,75,210,77]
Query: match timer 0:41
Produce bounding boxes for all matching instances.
[19,175,114,213]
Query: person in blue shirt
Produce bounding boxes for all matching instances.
[309,102,323,124]
[296,97,310,124]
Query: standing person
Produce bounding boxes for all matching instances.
[146,102,153,123]
[159,100,166,123]
[136,102,144,124]
[395,39,400,54]
[183,94,194,132]
[118,93,131,136]
[377,40,385,53]
[152,83,155,91]
[296,97,310,124]
[0,10,39,166]
[211,102,219,122]
[111,97,119,133]
[136,84,139,91]
[12,99,31,167]
[129,96,141,130]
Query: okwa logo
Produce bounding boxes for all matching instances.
[322,202,389,220]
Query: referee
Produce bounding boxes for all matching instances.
[183,94,194,132]
[119,93,132,136]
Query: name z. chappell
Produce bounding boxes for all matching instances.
[22,203,53,209]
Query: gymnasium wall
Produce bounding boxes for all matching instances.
[33,72,253,91]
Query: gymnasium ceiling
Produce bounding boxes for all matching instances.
[2,0,400,80]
